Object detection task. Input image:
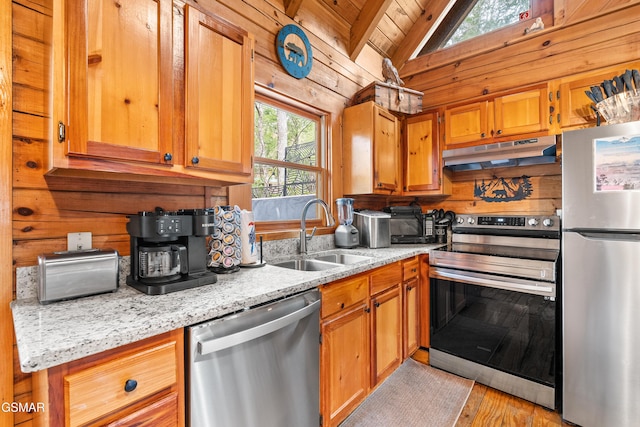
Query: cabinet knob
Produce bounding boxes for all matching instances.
[496,129,502,135]
[481,132,486,138]
[340,303,345,309]
[163,152,172,162]
[191,156,200,165]
[124,379,138,393]
[374,301,380,308]
[407,285,413,291]
[364,307,371,313]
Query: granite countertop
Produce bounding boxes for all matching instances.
[11,244,440,373]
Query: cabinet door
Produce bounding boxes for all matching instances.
[444,101,490,147]
[404,110,450,194]
[419,255,430,348]
[321,303,370,427]
[185,6,255,175]
[558,71,616,129]
[371,285,402,386]
[63,0,173,164]
[494,86,548,137]
[373,106,400,192]
[403,277,420,359]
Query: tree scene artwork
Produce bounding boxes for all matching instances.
[474,176,533,202]
[595,135,640,191]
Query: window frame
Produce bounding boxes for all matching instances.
[251,84,332,236]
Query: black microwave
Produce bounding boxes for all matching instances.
[382,206,435,244]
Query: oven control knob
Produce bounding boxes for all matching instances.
[456,217,465,224]
[467,217,475,224]
[528,218,539,226]
[543,218,554,227]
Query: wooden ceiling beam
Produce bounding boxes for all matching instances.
[391,0,452,70]
[349,0,394,61]
[284,0,304,18]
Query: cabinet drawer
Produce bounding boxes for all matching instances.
[321,275,369,319]
[105,391,179,427]
[403,257,419,281]
[65,341,177,427]
[370,262,402,295]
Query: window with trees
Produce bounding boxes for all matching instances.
[252,90,328,224]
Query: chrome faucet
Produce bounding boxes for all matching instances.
[300,198,335,254]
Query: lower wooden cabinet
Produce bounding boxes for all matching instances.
[320,259,417,427]
[370,263,403,387]
[33,330,184,427]
[320,297,370,427]
[402,256,420,358]
[419,254,431,348]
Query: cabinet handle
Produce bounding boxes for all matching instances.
[412,268,417,273]
[340,303,345,309]
[374,301,381,308]
[407,285,413,291]
[192,156,200,165]
[124,379,138,393]
[163,153,172,162]
[364,307,371,313]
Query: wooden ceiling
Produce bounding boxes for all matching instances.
[284,0,453,69]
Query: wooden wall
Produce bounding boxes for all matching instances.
[5,0,640,425]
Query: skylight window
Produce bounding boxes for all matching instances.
[418,0,533,55]
[445,0,531,48]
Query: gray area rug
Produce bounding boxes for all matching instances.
[340,358,474,427]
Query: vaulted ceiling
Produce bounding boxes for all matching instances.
[284,0,453,69]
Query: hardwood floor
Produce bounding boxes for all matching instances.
[412,349,572,427]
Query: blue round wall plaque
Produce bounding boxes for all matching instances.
[276,24,313,79]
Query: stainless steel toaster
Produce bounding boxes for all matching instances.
[38,249,119,304]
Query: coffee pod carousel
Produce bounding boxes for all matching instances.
[208,205,242,274]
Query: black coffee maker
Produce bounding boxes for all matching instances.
[126,209,217,295]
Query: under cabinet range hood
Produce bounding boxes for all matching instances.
[442,135,558,171]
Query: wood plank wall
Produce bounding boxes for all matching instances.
[2,0,14,424]
[6,0,639,425]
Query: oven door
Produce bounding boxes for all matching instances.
[430,268,556,390]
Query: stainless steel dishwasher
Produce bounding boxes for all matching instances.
[187,289,320,427]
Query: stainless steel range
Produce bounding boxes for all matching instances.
[429,213,560,409]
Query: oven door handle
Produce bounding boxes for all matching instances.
[430,267,555,298]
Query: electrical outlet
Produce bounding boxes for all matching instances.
[67,232,92,251]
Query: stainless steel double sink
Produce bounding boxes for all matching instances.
[270,251,373,271]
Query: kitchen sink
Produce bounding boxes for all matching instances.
[270,251,373,271]
[313,253,373,265]
[271,259,341,271]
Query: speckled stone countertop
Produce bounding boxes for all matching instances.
[11,240,441,373]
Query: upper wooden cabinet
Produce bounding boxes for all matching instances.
[403,110,451,196]
[55,0,174,165]
[343,101,401,195]
[554,62,640,131]
[185,6,254,176]
[51,0,255,185]
[443,85,550,149]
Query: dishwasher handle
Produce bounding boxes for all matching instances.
[197,297,320,355]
